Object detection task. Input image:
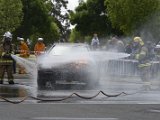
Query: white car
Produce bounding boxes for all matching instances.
[37,43,99,90]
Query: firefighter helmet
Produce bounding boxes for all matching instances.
[17,37,24,41]
[133,37,141,42]
[133,37,144,46]
[3,31,12,38]
[20,38,24,41]
[38,38,43,41]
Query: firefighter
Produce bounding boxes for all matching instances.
[34,38,46,56]
[18,38,30,74]
[106,36,125,52]
[0,31,14,84]
[131,36,144,57]
[134,37,152,90]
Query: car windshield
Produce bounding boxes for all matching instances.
[50,45,89,55]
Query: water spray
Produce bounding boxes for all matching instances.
[11,54,37,76]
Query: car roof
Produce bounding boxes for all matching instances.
[53,43,89,47]
[47,43,90,53]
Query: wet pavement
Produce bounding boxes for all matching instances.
[0,85,27,97]
[1,73,160,104]
[1,74,160,120]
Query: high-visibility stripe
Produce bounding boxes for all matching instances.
[138,63,151,68]
[0,60,13,63]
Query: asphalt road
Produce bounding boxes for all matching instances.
[1,104,160,120]
[1,74,160,120]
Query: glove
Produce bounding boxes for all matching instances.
[130,53,135,59]
[135,54,140,60]
[2,52,5,56]
[2,53,12,59]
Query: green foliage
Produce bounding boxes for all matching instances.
[69,28,82,43]
[84,35,92,44]
[70,0,115,38]
[105,0,160,35]
[15,0,60,45]
[50,0,70,40]
[0,0,23,36]
[69,28,92,44]
[30,22,60,48]
[140,12,160,44]
[15,0,71,45]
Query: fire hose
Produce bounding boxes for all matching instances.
[0,90,140,104]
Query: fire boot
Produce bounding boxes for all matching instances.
[142,82,151,91]
[8,80,14,85]
[0,80,3,84]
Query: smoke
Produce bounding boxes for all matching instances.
[135,12,160,44]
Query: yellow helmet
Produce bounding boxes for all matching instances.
[133,37,141,42]
[133,37,144,46]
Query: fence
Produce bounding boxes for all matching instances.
[98,59,160,77]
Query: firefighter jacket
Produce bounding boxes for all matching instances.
[135,46,151,68]
[0,43,14,65]
[130,42,142,59]
[19,41,30,58]
[34,42,45,56]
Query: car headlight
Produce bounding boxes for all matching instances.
[70,60,89,69]
[75,60,88,65]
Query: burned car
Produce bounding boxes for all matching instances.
[37,43,99,90]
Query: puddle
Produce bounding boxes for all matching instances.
[0,85,28,98]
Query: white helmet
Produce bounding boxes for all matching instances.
[17,37,24,41]
[20,38,24,41]
[3,31,12,38]
[38,38,43,41]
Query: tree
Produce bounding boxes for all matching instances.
[105,0,160,35]
[49,0,71,41]
[70,0,116,37]
[0,0,23,36]
[15,0,71,46]
[69,28,82,43]
[15,0,60,46]
[139,12,160,44]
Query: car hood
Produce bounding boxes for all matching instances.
[37,53,95,69]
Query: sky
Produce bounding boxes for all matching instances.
[67,0,79,10]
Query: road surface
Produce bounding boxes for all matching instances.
[1,74,160,120]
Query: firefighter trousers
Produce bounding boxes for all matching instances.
[139,66,151,82]
[139,66,151,90]
[0,65,14,82]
